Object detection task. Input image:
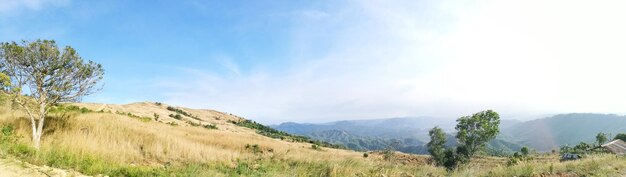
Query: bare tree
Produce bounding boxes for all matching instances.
[0,40,104,149]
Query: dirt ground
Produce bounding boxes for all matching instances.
[0,157,89,177]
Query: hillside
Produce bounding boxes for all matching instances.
[501,113,626,151]
[274,118,523,155]
[0,102,625,176]
[0,101,451,176]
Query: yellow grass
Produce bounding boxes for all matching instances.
[0,101,624,176]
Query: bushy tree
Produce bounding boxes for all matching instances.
[427,126,446,166]
[520,146,529,156]
[614,133,626,142]
[455,110,500,159]
[442,148,459,170]
[596,132,608,145]
[0,40,104,149]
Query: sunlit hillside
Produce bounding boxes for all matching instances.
[0,101,625,176]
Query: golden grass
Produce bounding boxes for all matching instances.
[0,102,624,176]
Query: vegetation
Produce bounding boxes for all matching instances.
[615,133,626,142]
[231,119,344,149]
[166,106,200,120]
[0,40,104,149]
[455,110,501,159]
[427,110,501,170]
[427,126,446,166]
[169,114,183,120]
[596,132,608,145]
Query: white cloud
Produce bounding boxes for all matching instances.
[158,0,626,123]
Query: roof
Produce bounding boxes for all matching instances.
[601,139,626,155]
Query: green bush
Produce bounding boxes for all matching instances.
[166,106,200,120]
[169,114,182,120]
[203,124,218,130]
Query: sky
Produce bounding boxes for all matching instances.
[1,0,626,124]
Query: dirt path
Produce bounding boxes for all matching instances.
[0,157,89,177]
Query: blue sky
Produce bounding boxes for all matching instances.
[2,0,626,124]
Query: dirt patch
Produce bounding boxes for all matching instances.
[0,157,90,177]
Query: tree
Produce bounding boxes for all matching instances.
[520,147,529,156]
[0,40,104,149]
[442,148,460,171]
[614,133,626,142]
[596,132,608,146]
[455,110,500,159]
[427,126,447,166]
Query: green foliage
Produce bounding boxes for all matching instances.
[614,133,626,142]
[153,113,160,121]
[520,147,529,156]
[154,102,162,106]
[311,144,321,151]
[169,114,182,120]
[0,40,105,149]
[203,124,218,130]
[427,126,446,166]
[232,119,344,149]
[187,121,201,127]
[596,132,607,145]
[363,153,368,158]
[49,105,93,113]
[442,148,460,170]
[166,106,200,120]
[455,110,500,159]
[114,111,151,122]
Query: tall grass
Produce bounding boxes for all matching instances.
[0,103,624,176]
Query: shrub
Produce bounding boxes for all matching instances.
[169,114,182,120]
[153,113,160,121]
[166,106,200,120]
[245,144,262,154]
[155,102,162,106]
[311,144,321,151]
[363,153,368,158]
[203,124,218,130]
[187,121,201,127]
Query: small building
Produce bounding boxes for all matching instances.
[600,139,626,155]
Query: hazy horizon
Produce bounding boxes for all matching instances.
[3,0,626,124]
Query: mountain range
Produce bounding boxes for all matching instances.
[272,113,626,154]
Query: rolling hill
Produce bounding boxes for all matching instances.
[501,113,626,151]
[274,113,626,154]
[273,117,523,155]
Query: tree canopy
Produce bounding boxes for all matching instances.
[0,39,104,149]
[455,110,501,158]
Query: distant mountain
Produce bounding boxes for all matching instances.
[275,113,626,154]
[501,113,626,151]
[273,117,522,155]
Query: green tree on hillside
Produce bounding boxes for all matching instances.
[0,40,104,149]
[427,126,446,166]
[520,146,529,156]
[455,110,500,159]
[596,132,608,146]
[614,133,626,142]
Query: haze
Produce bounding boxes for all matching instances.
[2,0,626,124]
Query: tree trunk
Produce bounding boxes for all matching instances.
[33,102,47,150]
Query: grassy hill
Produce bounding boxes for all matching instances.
[0,102,625,176]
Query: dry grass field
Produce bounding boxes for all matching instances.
[0,101,624,176]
